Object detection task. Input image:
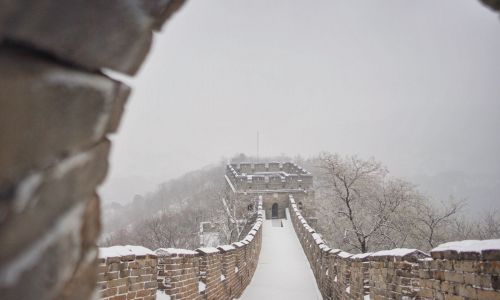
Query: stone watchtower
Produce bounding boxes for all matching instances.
[225,162,314,219]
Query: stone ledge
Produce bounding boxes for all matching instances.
[0,0,186,75]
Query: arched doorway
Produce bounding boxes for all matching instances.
[272,203,279,218]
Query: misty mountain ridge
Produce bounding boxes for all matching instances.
[101,156,500,239]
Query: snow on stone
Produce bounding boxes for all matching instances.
[218,245,235,252]
[126,245,156,256]
[233,242,245,248]
[99,245,155,258]
[431,239,500,253]
[0,202,85,286]
[155,248,197,256]
[371,248,424,257]
[337,251,352,258]
[221,274,226,281]
[13,172,42,213]
[156,290,171,300]
[351,252,373,260]
[198,281,206,292]
[196,247,220,254]
[305,226,315,233]
[244,235,254,242]
[235,267,239,273]
[238,212,322,299]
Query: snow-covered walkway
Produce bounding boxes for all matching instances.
[238,209,323,300]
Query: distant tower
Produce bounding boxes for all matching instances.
[225,162,314,219]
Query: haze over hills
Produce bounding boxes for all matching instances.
[100,0,500,217]
[101,154,500,240]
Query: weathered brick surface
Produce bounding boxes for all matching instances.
[97,252,157,300]
[0,0,184,299]
[154,203,264,300]
[288,195,500,300]
[0,0,186,75]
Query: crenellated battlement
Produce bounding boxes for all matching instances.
[225,162,313,192]
[226,162,315,220]
[97,201,265,300]
[288,195,500,300]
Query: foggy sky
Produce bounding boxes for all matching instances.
[100,0,500,211]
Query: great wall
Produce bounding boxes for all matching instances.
[1,1,500,299]
[95,163,500,300]
[98,200,263,300]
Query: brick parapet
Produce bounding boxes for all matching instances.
[98,201,264,300]
[97,246,157,300]
[288,195,500,300]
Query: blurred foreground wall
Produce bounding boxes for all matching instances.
[0,1,185,299]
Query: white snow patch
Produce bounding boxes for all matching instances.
[371,248,422,257]
[13,172,42,213]
[0,202,85,287]
[431,239,500,253]
[218,245,235,252]
[155,248,197,256]
[45,70,115,140]
[346,286,351,293]
[337,251,352,258]
[197,247,220,254]
[156,290,171,300]
[198,281,206,292]
[233,242,245,248]
[99,245,154,258]
[53,151,91,179]
[351,252,373,260]
[221,274,226,281]
[364,294,371,299]
[235,267,239,273]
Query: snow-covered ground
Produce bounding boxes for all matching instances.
[238,209,322,300]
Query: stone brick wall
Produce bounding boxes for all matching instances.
[225,162,313,192]
[96,202,264,300]
[97,246,158,300]
[419,240,500,300]
[97,216,263,300]
[289,195,500,300]
[155,205,264,300]
[0,1,185,299]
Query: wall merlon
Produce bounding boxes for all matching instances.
[97,201,264,300]
[287,195,500,300]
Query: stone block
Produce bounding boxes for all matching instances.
[0,0,185,75]
[0,141,110,268]
[0,46,125,198]
[0,204,90,299]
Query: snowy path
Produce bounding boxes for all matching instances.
[238,209,323,300]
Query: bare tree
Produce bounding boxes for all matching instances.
[209,186,252,244]
[316,153,420,253]
[411,199,464,249]
[476,209,500,239]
